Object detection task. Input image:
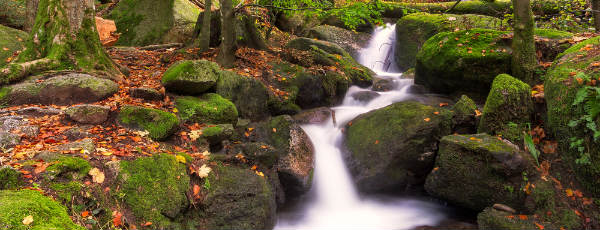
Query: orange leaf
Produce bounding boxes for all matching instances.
[518,215,528,220]
[433,111,440,115]
[374,140,379,144]
[193,184,200,196]
[424,118,431,122]
[439,103,448,107]
[534,222,545,230]
[142,222,152,226]
[566,189,574,197]
[81,211,90,218]
[113,211,123,227]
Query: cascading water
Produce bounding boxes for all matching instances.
[275,24,447,230]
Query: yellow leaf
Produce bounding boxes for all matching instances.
[22,215,33,225]
[189,130,202,141]
[566,189,574,197]
[424,118,431,122]
[173,108,179,113]
[198,164,212,178]
[175,155,186,164]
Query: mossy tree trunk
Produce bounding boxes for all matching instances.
[24,0,40,32]
[593,0,600,32]
[0,0,120,86]
[217,0,236,68]
[197,0,212,53]
[511,0,537,84]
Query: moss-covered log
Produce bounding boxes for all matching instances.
[0,0,121,85]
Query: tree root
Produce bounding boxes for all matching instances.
[0,58,57,86]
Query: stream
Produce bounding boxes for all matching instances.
[275,24,452,230]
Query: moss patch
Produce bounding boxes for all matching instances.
[117,154,190,228]
[0,189,85,230]
[45,156,91,181]
[0,167,21,190]
[118,105,179,140]
[49,181,83,204]
[415,28,512,97]
[0,25,27,69]
[161,60,221,95]
[534,28,573,40]
[175,94,238,125]
[215,70,270,120]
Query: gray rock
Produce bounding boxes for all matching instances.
[372,77,395,92]
[308,25,371,57]
[64,127,92,141]
[0,73,119,106]
[57,138,96,154]
[129,87,164,101]
[65,104,110,124]
[161,60,220,95]
[351,91,380,103]
[0,132,20,149]
[293,107,332,124]
[7,107,62,117]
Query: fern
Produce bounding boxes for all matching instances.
[568,84,600,165]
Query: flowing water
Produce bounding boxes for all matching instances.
[275,24,448,230]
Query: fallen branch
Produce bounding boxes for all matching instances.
[0,58,57,86]
[138,43,184,51]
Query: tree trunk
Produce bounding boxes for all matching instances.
[217,0,236,68]
[1,0,120,85]
[511,0,537,84]
[593,0,600,32]
[198,0,212,52]
[24,0,40,32]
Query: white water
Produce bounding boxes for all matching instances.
[275,24,446,230]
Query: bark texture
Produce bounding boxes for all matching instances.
[197,0,212,52]
[0,0,120,85]
[593,0,600,32]
[511,0,537,84]
[24,0,40,32]
[217,0,236,68]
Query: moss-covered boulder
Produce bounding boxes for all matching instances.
[0,73,118,106]
[117,106,179,140]
[343,101,453,192]
[250,115,314,198]
[425,134,533,211]
[308,25,371,57]
[107,0,200,46]
[0,166,21,190]
[175,94,238,125]
[452,95,478,134]
[545,36,600,196]
[0,0,26,29]
[0,25,27,69]
[198,164,276,230]
[383,0,560,18]
[477,207,544,230]
[117,154,189,228]
[286,37,348,56]
[162,60,220,95]
[0,189,85,230]
[200,124,233,146]
[478,74,533,142]
[415,29,512,97]
[216,70,270,121]
[45,156,91,181]
[395,13,503,71]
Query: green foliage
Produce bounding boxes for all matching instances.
[568,84,600,165]
[535,0,593,32]
[524,124,540,166]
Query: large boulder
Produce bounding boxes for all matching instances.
[117,105,179,140]
[308,25,371,57]
[415,29,512,97]
[175,94,238,125]
[0,0,25,29]
[250,115,315,198]
[343,101,453,192]
[477,207,544,230]
[478,74,533,143]
[107,0,200,46]
[0,73,118,106]
[395,13,503,71]
[117,154,190,229]
[425,134,533,211]
[215,71,270,121]
[545,36,600,196]
[200,164,276,230]
[0,190,85,230]
[65,104,110,125]
[0,25,27,69]
[162,60,220,95]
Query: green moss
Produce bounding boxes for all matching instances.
[46,156,91,181]
[0,167,21,190]
[49,181,83,204]
[0,25,27,69]
[0,190,85,230]
[215,70,270,120]
[118,105,179,140]
[416,29,512,96]
[545,36,600,196]
[175,94,238,125]
[477,207,538,230]
[107,0,172,46]
[161,60,221,95]
[453,95,477,116]
[395,13,504,70]
[534,28,573,40]
[118,154,190,228]
[478,74,533,136]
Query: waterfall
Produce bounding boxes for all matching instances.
[275,24,446,230]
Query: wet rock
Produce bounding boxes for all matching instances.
[425,134,533,211]
[372,77,395,92]
[308,25,371,57]
[293,107,333,125]
[452,95,478,134]
[343,101,453,192]
[201,124,234,146]
[351,91,380,103]
[14,107,63,116]
[406,84,429,94]
[216,70,270,121]
[0,73,119,106]
[129,87,164,101]
[65,104,110,125]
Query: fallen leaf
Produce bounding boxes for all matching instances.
[272,128,277,133]
[193,184,200,196]
[198,164,211,178]
[189,129,202,141]
[566,189,574,197]
[374,140,379,144]
[142,222,152,227]
[424,118,431,122]
[439,103,448,107]
[475,110,482,116]
[88,168,105,184]
[518,215,528,220]
[534,222,545,230]
[81,211,90,218]
[175,155,186,164]
[113,211,123,227]
[22,215,33,225]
